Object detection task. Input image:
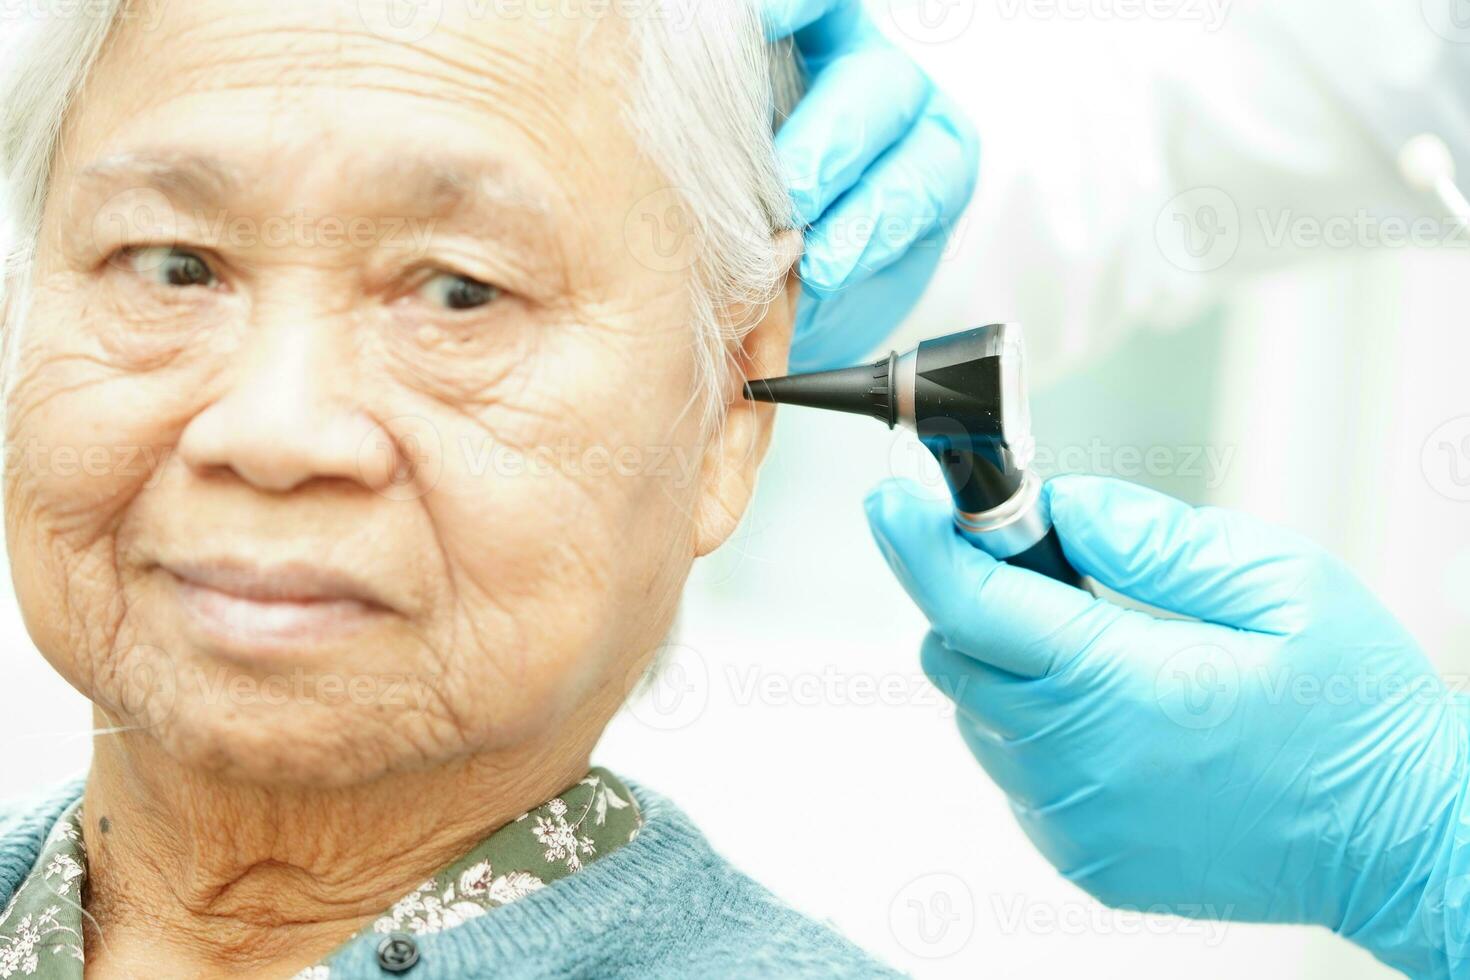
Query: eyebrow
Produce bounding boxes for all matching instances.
[73,148,557,222]
[76,150,242,208]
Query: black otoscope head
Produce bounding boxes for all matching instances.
[744,324,1035,517]
[744,323,1081,588]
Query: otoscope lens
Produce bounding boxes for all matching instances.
[999,327,1035,472]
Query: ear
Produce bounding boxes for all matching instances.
[691,231,804,558]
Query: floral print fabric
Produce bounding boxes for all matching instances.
[0,768,641,979]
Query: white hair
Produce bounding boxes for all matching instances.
[0,0,802,431]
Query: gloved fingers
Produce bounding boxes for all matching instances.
[776,45,931,230]
[1007,799,1126,904]
[787,233,943,372]
[761,0,866,50]
[865,479,1124,679]
[1046,475,1330,634]
[800,91,978,291]
[952,709,1053,810]
[921,630,1051,742]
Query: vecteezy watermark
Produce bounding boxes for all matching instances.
[1156,187,1241,273]
[358,420,706,502]
[885,436,1238,503]
[2,439,172,486]
[358,415,445,502]
[626,655,968,731]
[357,0,445,43]
[801,212,973,285]
[875,0,980,45]
[353,0,710,44]
[1031,439,1236,487]
[1421,0,1470,43]
[1153,643,1468,732]
[0,0,166,30]
[1159,187,1470,271]
[990,895,1234,945]
[623,187,703,275]
[722,664,967,718]
[995,0,1229,31]
[1254,664,1452,711]
[90,187,439,268]
[113,645,179,727]
[460,437,702,488]
[1422,416,1470,502]
[890,873,976,959]
[188,666,443,710]
[625,642,709,731]
[112,654,445,722]
[1153,643,1241,730]
[1257,209,1470,251]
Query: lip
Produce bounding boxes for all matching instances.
[162,560,393,656]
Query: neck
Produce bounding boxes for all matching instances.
[82,713,594,977]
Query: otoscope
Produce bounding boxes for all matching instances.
[744,323,1083,588]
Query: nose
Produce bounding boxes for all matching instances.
[177,317,396,494]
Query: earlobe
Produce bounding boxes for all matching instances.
[691,233,804,558]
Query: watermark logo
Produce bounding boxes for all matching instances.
[1154,643,1240,730]
[357,0,444,43]
[884,431,1239,497]
[995,0,1230,30]
[0,0,166,31]
[878,0,979,45]
[1156,187,1240,272]
[624,187,701,274]
[114,645,179,727]
[1422,0,1470,43]
[1258,209,1470,251]
[1423,416,1470,502]
[889,872,975,958]
[626,643,709,731]
[358,415,444,501]
[991,895,1234,944]
[723,664,963,717]
[91,187,178,273]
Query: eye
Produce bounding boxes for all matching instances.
[417,272,501,311]
[125,247,217,288]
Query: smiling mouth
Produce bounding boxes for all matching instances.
[162,561,392,654]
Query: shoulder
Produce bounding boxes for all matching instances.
[598,779,908,979]
[0,775,86,905]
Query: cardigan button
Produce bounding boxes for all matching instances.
[376,933,420,974]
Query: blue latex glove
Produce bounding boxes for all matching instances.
[762,0,980,373]
[864,474,1470,978]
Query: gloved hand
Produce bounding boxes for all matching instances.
[761,0,979,372]
[864,474,1470,978]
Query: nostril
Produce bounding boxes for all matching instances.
[178,397,390,495]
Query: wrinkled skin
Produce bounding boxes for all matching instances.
[9,0,793,786]
[3,2,796,973]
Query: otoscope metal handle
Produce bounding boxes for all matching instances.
[952,472,1085,589]
[999,527,1084,589]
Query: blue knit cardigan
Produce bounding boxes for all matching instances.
[0,776,904,978]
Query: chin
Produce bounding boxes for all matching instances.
[156,712,415,788]
[116,671,470,788]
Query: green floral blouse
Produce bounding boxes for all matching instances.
[0,768,641,979]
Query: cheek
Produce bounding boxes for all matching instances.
[408,319,706,723]
[5,284,222,527]
[4,291,216,696]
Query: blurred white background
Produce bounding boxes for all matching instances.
[5,0,1469,977]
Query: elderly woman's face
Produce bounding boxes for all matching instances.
[7,0,783,783]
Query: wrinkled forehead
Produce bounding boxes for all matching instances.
[49,0,647,237]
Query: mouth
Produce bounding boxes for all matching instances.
[162,560,394,655]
